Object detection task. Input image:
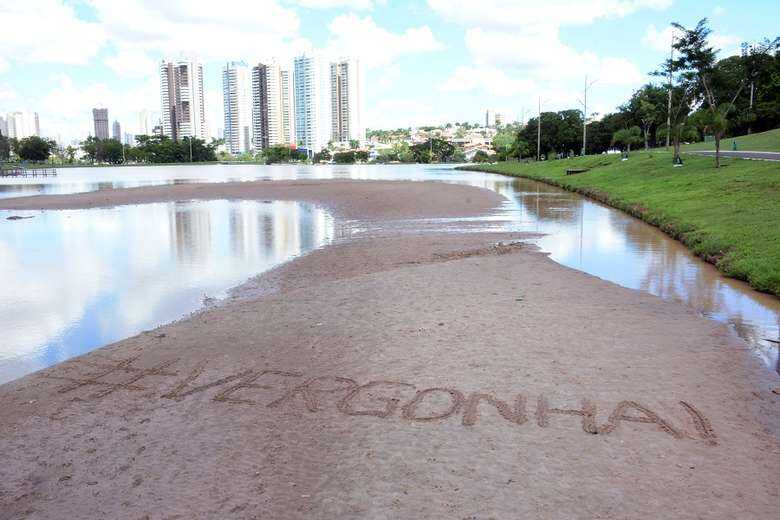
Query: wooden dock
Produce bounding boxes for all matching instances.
[0,166,58,177]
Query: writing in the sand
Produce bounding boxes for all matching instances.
[45,355,717,445]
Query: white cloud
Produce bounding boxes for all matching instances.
[713,5,725,16]
[643,24,741,57]
[364,99,441,129]
[431,0,652,118]
[596,57,646,85]
[427,0,673,30]
[289,0,378,9]
[641,24,682,52]
[463,28,645,86]
[325,14,444,68]
[104,49,159,78]
[0,87,17,102]
[440,66,536,97]
[39,74,158,142]
[375,64,401,90]
[85,0,307,63]
[711,33,742,56]
[0,1,106,65]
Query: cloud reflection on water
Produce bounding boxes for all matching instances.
[0,200,333,384]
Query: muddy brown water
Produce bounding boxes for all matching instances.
[0,164,778,381]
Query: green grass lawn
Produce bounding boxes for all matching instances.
[681,128,780,152]
[464,153,780,297]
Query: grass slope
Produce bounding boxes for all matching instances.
[682,128,780,152]
[465,153,780,297]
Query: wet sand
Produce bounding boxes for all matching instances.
[1,180,779,519]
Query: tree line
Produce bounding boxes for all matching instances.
[493,20,778,166]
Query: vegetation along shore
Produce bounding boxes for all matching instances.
[463,152,780,297]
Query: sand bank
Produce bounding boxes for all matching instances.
[0,180,778,519]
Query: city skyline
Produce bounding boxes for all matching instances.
[1,1,777,144]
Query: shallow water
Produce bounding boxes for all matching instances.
[0,163,777,383]
[0,199,333,383]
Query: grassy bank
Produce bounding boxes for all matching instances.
[463,153,780,297]
[681,128,780,152]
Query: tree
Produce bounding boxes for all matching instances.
[492,128,515,159]
[653,25,701,166]
[17,136,54,161]
[472,150,494,163]
[81,136,100,163]
[333,150,356,164]
[102,139,124,164]
[671,18,745,168]
[633,91,661,151]
[612,127,643,154]
[130,135,216,163]
[410,138,456,163]
[741,38,780,134]
[313,149,332,163]
[0,132,9,160]
[261,144,306,164]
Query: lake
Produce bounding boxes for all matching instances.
[1,163,777,383]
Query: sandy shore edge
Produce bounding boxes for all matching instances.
[1,179,778,519]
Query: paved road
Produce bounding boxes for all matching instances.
[690,150,780,161]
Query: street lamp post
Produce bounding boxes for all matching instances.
[537,97,541,161]
[536,97,549,161]
[578,75,597,156]
[665,33,675,150]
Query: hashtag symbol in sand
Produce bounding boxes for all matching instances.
[45,355,179,399]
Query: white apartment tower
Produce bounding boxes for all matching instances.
[5,111,40,139]
[138,110,150,136]
[329,58,364,145]
[485,109,502,128]
[252,62,294,151]
[159,58,208,141]
[222,61,253,154]
[293,55,332,156]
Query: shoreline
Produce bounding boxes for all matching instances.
[460,155,780,298]
[1,179,778,519]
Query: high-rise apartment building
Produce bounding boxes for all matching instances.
[159,58,208,141]
[5,111,40,139]
[138,110,150,136]
[112,120,121,141]
[92,108,109,140]
[251,61,295,151]
[293,55,332,156]
[329,58,364,146]
[485,109,503,128]
[280,68,295,146]
[222,61,252,155]
[0,115,7,137]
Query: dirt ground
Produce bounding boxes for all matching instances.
[0,180,778,520]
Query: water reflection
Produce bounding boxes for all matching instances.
[1,164,778,377]
[497,178,780,370]
[0,200,334,384]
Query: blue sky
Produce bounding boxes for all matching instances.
[1,0,777,144]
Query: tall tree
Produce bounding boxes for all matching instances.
[612,127,643,154]
[741,37,780,134]
[671,18,745,168]
[653,29,699,165]
[0,131,10,160]
[17,136,54,162]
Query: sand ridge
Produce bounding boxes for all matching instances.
[0,179,778,520]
